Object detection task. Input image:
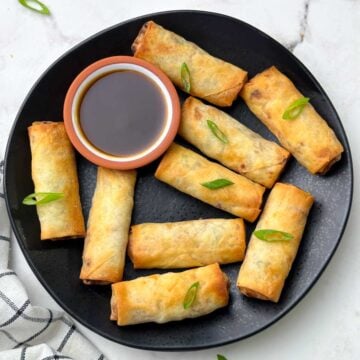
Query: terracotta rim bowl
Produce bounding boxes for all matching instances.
[63,56,180,169]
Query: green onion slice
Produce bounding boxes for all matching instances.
[18,0,51,15]
[201,178,234,190]
[181,62,191,93]
[22,192,63,205]
[254,229,294,242]
[282,97,310,120]
[217,355,228,360]
[207,120,229,144]
[183,281,200,309]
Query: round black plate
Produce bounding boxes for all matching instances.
[4,10,353,351]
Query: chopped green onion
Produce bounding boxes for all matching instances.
[201,179,234,190]
[254,229,294,242]
[183,281,200,309]
[18,0,51,15]
[181,62,191,93]
[217,355,228,360]
[207,120,229,144]
[282,97,310,120]
[22,192,63,205]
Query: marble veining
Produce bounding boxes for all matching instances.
[287,0,310,51]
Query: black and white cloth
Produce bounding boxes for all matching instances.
[0,164,106,360]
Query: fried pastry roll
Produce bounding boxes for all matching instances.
[28,121,85,240]
[155,144,265,222]
[237,182,314,302]
[80,167,136,285]
[180,97,290,188]
[240,66,343,174]
[110,263,229,325]
[128,218,246,268]
[132,21,248,107]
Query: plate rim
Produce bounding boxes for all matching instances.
[4,9,354,351]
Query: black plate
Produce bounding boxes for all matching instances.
[4,10,353,351]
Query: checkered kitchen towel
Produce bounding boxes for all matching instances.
[0,162,106,360]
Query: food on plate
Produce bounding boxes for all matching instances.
[110,263,229,325]
[28,121,85,240]
[132,21,248,107]
[80,167,136,284]
[240,66,343,174]
[128,218,246,268]
[155,143,265,222]
[237,182,314,302]
[23,18,346,335]
[179,96,290,188]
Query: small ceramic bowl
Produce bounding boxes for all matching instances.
[63,56,180,169]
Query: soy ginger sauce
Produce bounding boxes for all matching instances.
[78,70,167,157]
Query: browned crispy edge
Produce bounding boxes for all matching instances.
[131,21,153,55]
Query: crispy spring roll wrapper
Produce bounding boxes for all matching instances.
[110,263,229,325]
[28,122,85,240]
[128,218,246,269]
[155,144,265,222]
[237,183,314,302]
[180,97,290,188]
[132,21,248,107]
[80,167,136,285]
[241,66,344,174]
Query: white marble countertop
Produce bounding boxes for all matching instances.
[1,0,359,359]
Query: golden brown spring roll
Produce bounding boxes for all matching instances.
[237,183,314,302]
[110,263,229,325]
[180,97,290,188]
[132,21,248,107]
[241,66,343,174]
[28,121,85,240]
[128,218,246,269]
[155,144,265,222]
[80,167,136,285]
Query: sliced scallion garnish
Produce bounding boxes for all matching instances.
[22,192,63,205]
[254,229,294,242]
[217,355,228,360]
[282,97,310,120]
[201,179,234,190]
[183,281,200,309]
[207,120,229,144]
[18,0,51,15]
[181,62,191,93]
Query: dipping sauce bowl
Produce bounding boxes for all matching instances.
[63,56,180,169]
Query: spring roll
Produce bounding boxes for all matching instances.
[180,97,290,188]
[128,218,246,269]
[110,263,229,325]
[80,167,136,285]
[132,21,248,107]
[28,121,85,240]
[241,66,344,174]
[155,144,265,222]
[237,182,314,302]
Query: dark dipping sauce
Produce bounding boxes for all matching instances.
[78,70,167,157]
